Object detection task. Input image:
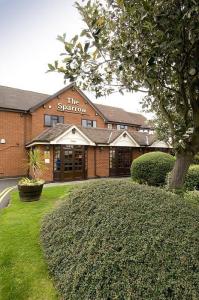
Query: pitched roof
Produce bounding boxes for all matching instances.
[129,131,157,146]
[0,83,152,128]
[0,85,48,111]
[95,104,147,127]
[31,124,72,143]
[27,123,158,147]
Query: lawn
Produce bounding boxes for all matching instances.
[0,185,72,300]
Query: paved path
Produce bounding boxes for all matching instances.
[0,178,19,193]
[0,178,19,209]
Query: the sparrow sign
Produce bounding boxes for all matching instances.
[57,97,86,114]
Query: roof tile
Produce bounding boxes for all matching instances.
[27,123,157,147]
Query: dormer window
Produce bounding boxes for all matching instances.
[117,124,128,130]
[82,119,97,128]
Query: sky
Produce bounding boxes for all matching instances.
[0,0,148,115]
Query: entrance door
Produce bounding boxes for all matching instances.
[54,145,87,181]
[110,147,132,177]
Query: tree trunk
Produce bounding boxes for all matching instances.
[169,152,194,190]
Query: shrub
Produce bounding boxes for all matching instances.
[185,190,199,206]
[131,151,175,186]
[193,153,199,164]
[41,180,199,300]
[184,165,199,191]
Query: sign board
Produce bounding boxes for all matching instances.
[57,97,86,114]
[44,151,50,164]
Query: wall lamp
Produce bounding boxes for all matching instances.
[99,146,104,152]
[0,138,6,144]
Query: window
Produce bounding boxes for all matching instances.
[107,123,112,129]
[82,119,97,128]
[117,124,128,130]
[44,115,64,127]
[54,145,61,171]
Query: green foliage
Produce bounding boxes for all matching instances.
[185,190,199,206]
[184,165,199,191]
[193,153,199,164]
[18,177,45,186]
[41,180,199,300]
[131,151,175,186]
[49,0,199,155]
[0,186,71,300]
[28,148,45,179]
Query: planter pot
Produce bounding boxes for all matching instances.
[18,183,44,202]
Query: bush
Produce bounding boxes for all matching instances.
[184,165,199,191]
[131,151,175,186]
[193,153,199,164]
[185,190,199,206]
[41,180,199,300]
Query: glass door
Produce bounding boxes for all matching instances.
[53,145,87,181]
[110,147,132,177]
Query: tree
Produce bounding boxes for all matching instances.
[48,0,199,189]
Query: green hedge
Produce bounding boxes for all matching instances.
[184,165,199,191]
[131,151,175,186]
[41,180,199,300]
[193,153,199,164]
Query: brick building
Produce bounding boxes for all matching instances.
[0,83,170,181]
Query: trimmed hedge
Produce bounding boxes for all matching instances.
[131,151,175,186]
[184,165,199,191]
[41,180,199,300]
[193,153,199,164]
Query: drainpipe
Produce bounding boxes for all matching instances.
[146,135,149,146]
[94,147,97,177]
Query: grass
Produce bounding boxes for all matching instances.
[0,185,72,300]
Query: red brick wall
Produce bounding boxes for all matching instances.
[0,86,166,179]
[37,145,54,182]
[87,146,110,178]
[132,148,143,160]
[31,88,106,139]
[34,145,110,182]
[96,147,110,177]
[0,111,28,177]
[87,147,95,178]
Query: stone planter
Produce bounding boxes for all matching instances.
[18,183,44,202]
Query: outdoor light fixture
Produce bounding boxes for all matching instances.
[0,139,6,144]
[72,128,76,134]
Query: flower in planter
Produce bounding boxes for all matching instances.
[18,149,46,201]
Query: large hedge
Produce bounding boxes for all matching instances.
[41,180,199,300]
[131,151,175,186]
[193,153,199,164]
[184,165,199,191]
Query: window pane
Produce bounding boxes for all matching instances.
[58,116,64,123]
[82,119,96,128]
[52,116,58,127]
[117,124,128,130]
[87,120,92,127]
[44,115,51,127]
[82,120,87,127]
[54,146,61,171]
